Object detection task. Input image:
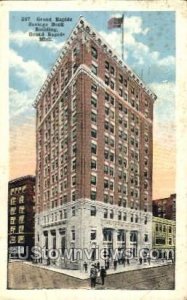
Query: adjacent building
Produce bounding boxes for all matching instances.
[34,17,157,270]
[153,194,176,220]
[8,176,35,259]
[152,216,175,260]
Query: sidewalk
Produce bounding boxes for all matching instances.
[22,259,173,280]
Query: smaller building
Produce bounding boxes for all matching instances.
[8,175,35,260]
[152,216,175,260]
[152,193,176,220]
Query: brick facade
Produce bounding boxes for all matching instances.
[34,17,156,270]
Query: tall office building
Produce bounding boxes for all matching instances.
[34,17,157,270]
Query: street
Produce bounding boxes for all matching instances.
[8,261,174,290]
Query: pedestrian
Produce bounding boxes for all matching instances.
[47,257,50,266]
[114,259,117,270]
[123,257,126,267]
[96,261,100,271]
[127,258,130,265]
[83,261,88,272]
[100,266,107,285]
[106,259,110,270]
[139,256,142,265]
[90,265,98,288]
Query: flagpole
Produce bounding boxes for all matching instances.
[122,14,124,60]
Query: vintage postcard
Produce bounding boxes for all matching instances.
[0,0,187,299]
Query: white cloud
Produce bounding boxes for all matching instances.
[124,16,150,36]
[99,15,175,80]
[149,81,176,150]
[149,81,175,111]
[99,30,128,59]
[9,88,34,118]
[9,49,47,91]
[110,15,150,35]
[10,30,65,52]
[9,49,47,119]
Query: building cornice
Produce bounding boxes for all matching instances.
[33,16,157,108]
[9,175,36,185]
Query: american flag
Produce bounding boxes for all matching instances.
[108,16,123,29]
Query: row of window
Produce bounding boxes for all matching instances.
[9,206,25,215]
[43,205,149,224]
[10,186,27,195]
[155,224,174,233]
[9,215,25,225]
[9,235,25,244]
[10,196,25,205]
[9,225,24,234]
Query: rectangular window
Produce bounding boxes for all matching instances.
[105,75,109,85]
[19,206,25,214]
[110,210,114,219]
[91,96,97,108]
[91,229,96,240]
[104,179,109,189]
[144,234,148,242]
[91,112,97,123]
[10,207,16,215]
[104,165,109,174]
[72,206,75,216]
[10,226,16,234]
[72,191,76,201]
[131,87,135,94]
[110,80,115,90]
[19,215,24,224]
[91,46,98,59]
[131,214,133,222]
[119,74,123,83]
[104,209,108,218]
[118,211,122,220]
[91,128,97,139]
[90,206,96,216]
[19,196,24,204]
[119,88,123,97]
[91,64,97,75]
[19,225,24,233]
[91,159,97,170]
[91,175,97,185]
[110,96,114,105]
[110,66,115,75]
[105,93,109,102]
[90,191,97,200]
[72,175,76,186]
[104,194,108,203]
[105,106,109,116]
[72,230,75,240]
[72,159,76,171]
[91,83,97,93]
[10,236,16,243]
[105,61,109,70]
[91,143,97,154]
[64,209,67,219]
[18,235,25,244]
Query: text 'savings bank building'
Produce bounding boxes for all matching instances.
[34,17,157,270]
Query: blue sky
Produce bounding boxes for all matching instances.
[9,11,175,127]
[9,11,176,197]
